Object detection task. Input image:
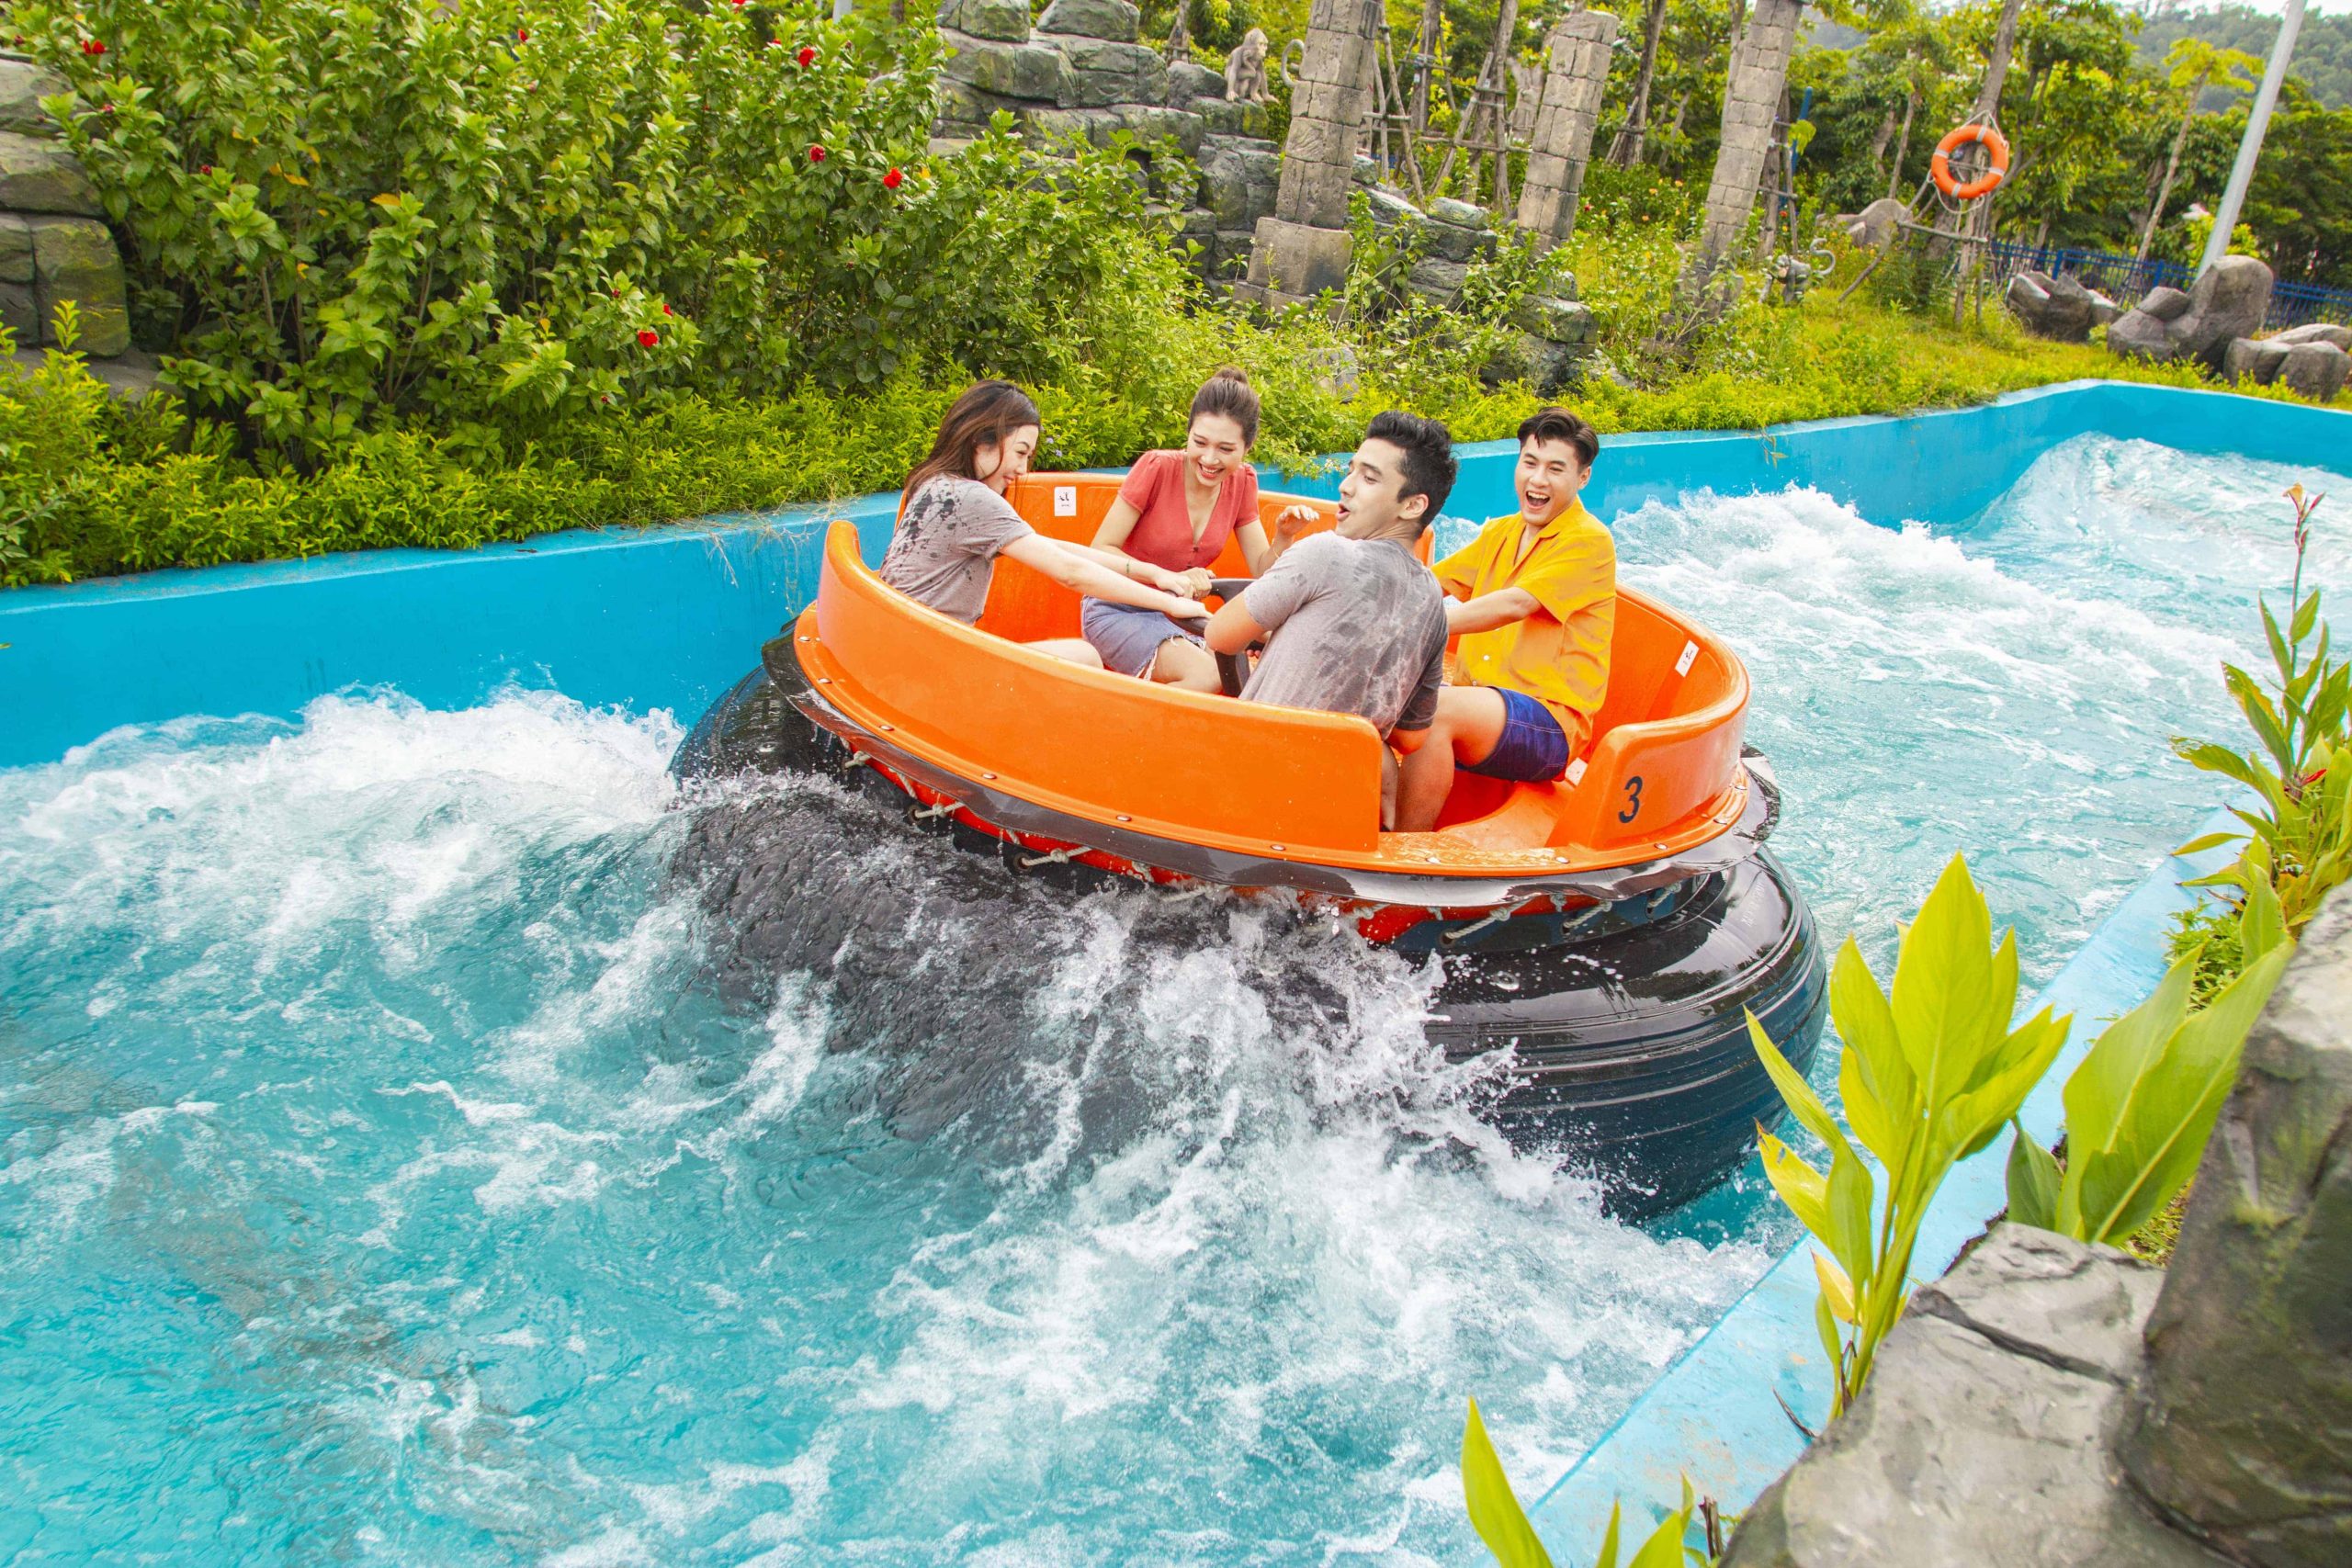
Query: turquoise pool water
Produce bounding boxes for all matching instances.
[1,434,2339,1563]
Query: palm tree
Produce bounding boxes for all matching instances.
[2137,38,2263,262]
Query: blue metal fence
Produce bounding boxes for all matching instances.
[1982,239,2352,331]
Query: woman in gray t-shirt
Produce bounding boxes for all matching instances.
[880,382,1207,664]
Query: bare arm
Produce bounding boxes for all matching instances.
[1002,534,1207,620]
[1243,503,1321,578]
[1204,595,1268,654]
[1388,726,1430,754]
[1089,496,1144,554]
[1443,586,1543,637]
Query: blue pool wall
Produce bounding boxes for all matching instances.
[4,378,2346,770]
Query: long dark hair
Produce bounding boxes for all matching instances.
[905,379,1043,499]
[1188,366,1260,446]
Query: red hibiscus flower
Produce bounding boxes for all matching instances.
[637,329,660,347]
[80,39,106,56]
[883,167,904,190]
[516,27,530,42]
[660,303,673,316]
[808,143,826,163]
[796,44,815,66]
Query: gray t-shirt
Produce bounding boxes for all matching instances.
[1238,533,1446,735]
[878,476,1035,624]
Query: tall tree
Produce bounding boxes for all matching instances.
[2139,38,2263,257]
[1610,0,1671,164]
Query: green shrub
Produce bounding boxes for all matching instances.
[9,0,1170,468]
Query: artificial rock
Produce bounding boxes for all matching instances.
[934,0,1033,44]
[1035,0,1140,42]
[2271,320,2352,353]
[0,56,62,138]
[26,214,129,355]
[939,31,1070,103]
[2120,892,2352,1567]
[2106,258,2273,372]
[0,130,101,217]
[2004,269,2100,344]
[1720,1227,2222,1568]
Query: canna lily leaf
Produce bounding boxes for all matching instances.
[2075,944,2290,1245]
[1890,857,2010,1114]
[1825,1143,1876,1285]
[1813,1248,1859,1323]
[2240,874,2285,959]
[1830,938,1911,1165]
[2172,830,2246,858]
[1625,1499,1692,1568]
[2262,599,2291,681]
[2292,589,2321,645]
[1461,1398,1555,1568]
[1940,1009,2070,1160]
[1758,1131,1833,1241]
[1592,1502,1622,1568]
[2004,1119,2062,1231]
[2063,954,2197,1159]
[1747,1013,1854,1162]
[1815,1289,1845,1379]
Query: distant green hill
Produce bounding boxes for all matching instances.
[2134,1,2352,109]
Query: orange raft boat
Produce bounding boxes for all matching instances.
[674,474,1827,1214]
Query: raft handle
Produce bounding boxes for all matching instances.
[1019,845,1086,869]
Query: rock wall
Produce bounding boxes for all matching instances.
[1724,887,2352,1567]
[0,50,132,364]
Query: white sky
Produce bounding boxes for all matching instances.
[2183,0,2352,16]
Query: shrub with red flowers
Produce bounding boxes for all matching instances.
[6,0,1163,468]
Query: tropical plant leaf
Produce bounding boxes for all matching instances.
[2062,954,2197,1161]
[2004,1120,2061,1231]
[1758,1131,1832,1240]
[1825,1144,1876,1285]
[2292,589,2322,646]
[1812,1248,1858,1323]
[2172,830,2245,857]
[1889,856,2008,1115]
[1462,1398,1555,1568]
[1591,1501,1622,1568]
[2075,945,2290,1244]
[1941,1009,2071,1159]
[1747,1013,1852,1161]
[1829,938,1910,1165]
[2239,873,2285,959]
[1625,1501,1691,1568]
[2261,598,2291,682]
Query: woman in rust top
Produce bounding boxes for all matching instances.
[1082,368,1314,692]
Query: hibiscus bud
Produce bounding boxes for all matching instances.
[660,303,673,316]
[796,44,815,66]
[883,167,904,190]
[81,39,106,56]
[516,27,529,42]
[638,329,660,347]
[808,144,826,163]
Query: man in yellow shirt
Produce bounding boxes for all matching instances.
[1394,407,1614,832]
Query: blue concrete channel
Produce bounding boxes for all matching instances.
[1,378,2342,1549]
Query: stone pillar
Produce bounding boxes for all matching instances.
[1687,0,1802,278]
[1513,10,1620,252]
[1241,0,1380,305]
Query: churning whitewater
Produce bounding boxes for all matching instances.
[0,434,2338,1563]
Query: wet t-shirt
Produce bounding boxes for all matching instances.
[1237,533,1446,735]
[879,476,1035,624]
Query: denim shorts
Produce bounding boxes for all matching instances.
[1464,687,1573,782]
[1080,596,1203,678]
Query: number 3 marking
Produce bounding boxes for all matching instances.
[1618,776,1644,823]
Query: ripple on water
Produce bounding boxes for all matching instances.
[1,434,2343,1562]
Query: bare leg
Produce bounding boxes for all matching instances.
[1027,637,1105,668]
[1394,685,1510,832]
[1149,638,1224,694]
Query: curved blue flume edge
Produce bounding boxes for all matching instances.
[1521,807,2243,1552]
[2,378,2346,770]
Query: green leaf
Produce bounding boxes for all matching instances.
[1758,1131,1833,1242]
[2292,589,2321,644]
[1830,937,1912,1167]
[2172,831,2246,858]
[2262,598,2291,682]
[1812,1248,1858,1323]
[1747,1012,1853,1162]
[2076,945,2290,1244]
[2004,1120,2061,1231]
[1890,856,2011,1115]
[1825,1143,1876,1285]
[2240,872,2285,959]
[1462,1398,1555,1568]
[1626,1502,1691,1568]
[1591,1502,1623,1568]
[2062,955,2197,1161]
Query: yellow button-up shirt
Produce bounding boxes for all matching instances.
[1434,501,1616,736]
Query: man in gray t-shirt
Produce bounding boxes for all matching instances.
[1206,412,1457,748]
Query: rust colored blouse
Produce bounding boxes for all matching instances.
[1115,450,1261,572]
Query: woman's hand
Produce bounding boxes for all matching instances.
[1273,504,1319,545]
[1176,566,1215,598]
[1162,593,1213,622]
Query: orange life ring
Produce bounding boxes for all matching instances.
[1931,123,2011,201]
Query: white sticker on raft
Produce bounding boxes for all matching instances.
[1055,485,1078,517]
[1566,759,1588,786]
[1676,639,1699,677]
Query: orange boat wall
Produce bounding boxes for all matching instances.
[809,521,1387,852]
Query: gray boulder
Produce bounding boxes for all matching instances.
[933,78,1031,134]
[1193,97,1269,136]
[2120,890,2352,1567]
[2088,291,2122,328]
[1851,197,1909,249]
[2225,336,2291,386]
[2106,259,2275,373]
[1721,1227,2220,1568]
[2280,340,2352,402]
[935,0,1033,44]
[1194,135,1279,231]
[0,130,101,217]
[1055,38,1165,108]
[5,344,163,400]
[2271,320,2352,353]
[1359,184,1420,232]
[2005,268,2098,343]
[940,31,1070,102]
[1167,61,1223,105]
[1419,197,1497,265]
[1036,0,1141,41]
[1510,292,1591,344]
[0,56,65,139]
[1023,103,1204,158]
[26,215,128,355]
[1403,254,1467,305]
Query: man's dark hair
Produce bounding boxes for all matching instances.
[1517,406,1600,470]
[1363,409,1457,531]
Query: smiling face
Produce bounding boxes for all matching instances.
[1335,437,1424,540]
[972,423,1040,493]
[1516,435,1590,527]
[1184,412,1250,487]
